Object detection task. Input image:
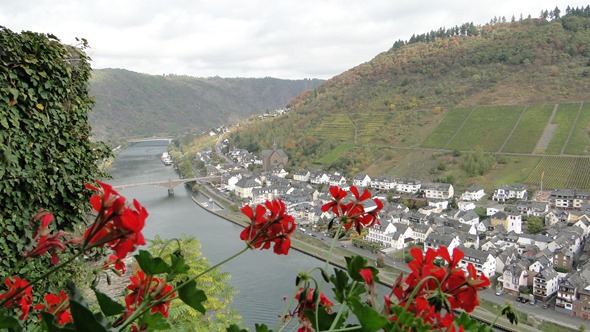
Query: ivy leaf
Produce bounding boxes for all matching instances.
[134,250,171,275]
[93,289,125,316]
[178,279,207,313]
[348,298,388,332]
[35,103,44,110]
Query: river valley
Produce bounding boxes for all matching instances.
[106,140,330,330]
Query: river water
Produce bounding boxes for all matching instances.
[106,141,329,330]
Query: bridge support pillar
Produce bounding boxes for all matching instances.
[168,188,174,196]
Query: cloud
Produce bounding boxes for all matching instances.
[1,0,588,79]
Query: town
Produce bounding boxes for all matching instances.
[190,137,590,323]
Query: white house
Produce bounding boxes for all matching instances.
[492,184,528,202]
[421,182,454,200]
[410,223,433,243]
[460,185,486,201]
[310,171,330,185]
[396,178,421,194]
[424,232,460,253]
[234,178,261,199]
[328,173,347,187]
[370,176,397,191]
[458,201,476,211]
[353,174,371,187]
[454,210,480,226]
[365,222,396,248]
[293,170,311,182]
[457,246,497,278]
[533,267,560,301]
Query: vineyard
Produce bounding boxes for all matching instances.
[421,107,471,148]
[443,105,523,151]
[525,156,590,190]
[544,103,580,154]
[562,102,590,155]
[500,104,553,154]
[309,114,355,141]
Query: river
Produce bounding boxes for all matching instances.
[106,140,332,330]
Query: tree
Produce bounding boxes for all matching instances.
[149,235,242,331]
[526,216,544,234]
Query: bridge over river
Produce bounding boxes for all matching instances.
[113,176,220,195]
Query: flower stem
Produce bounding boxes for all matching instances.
[324,223,343,271]
[119,245,250,330]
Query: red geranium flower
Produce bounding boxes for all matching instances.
[291,287,333,332]
[0,276,33,320]
[240,199,296,255]
[321,186,383,234]
[102,254,127,275]
[125,271,175,318]
[83,182,148,261]
[33,290,72,326]
[23,211,70,264]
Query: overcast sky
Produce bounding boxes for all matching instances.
[1,1,588,79]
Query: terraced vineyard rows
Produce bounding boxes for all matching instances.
[501,104,553,154]
[525,156,590,189]
[563,102,590,155]
[421,108,471,148]
[445,105,523,151]
[544,103,580,154]
[309,114,355,141]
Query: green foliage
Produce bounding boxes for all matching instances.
[461,148,497,176]
[148,235,242,331]
[0,28,109,291]
[526,216,544,234]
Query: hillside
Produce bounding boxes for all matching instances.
[88,69,323,142]
[227,10,590,192]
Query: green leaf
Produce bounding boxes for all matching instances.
[140,312,170,330]
[227,324,251,332]
[254,324,272,332]
[66,281,116,332]
[178,279,207,313]
[304,306,343,331]
[93,289,125,316]
[330,268,350,303]
[345,255,369,282]
[0,310,21,330]
[169,251,189,275]
[134,250,171,275]
[348,298,388,332]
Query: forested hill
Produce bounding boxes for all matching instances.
[88,69,323,141]
[229,9,590,171]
